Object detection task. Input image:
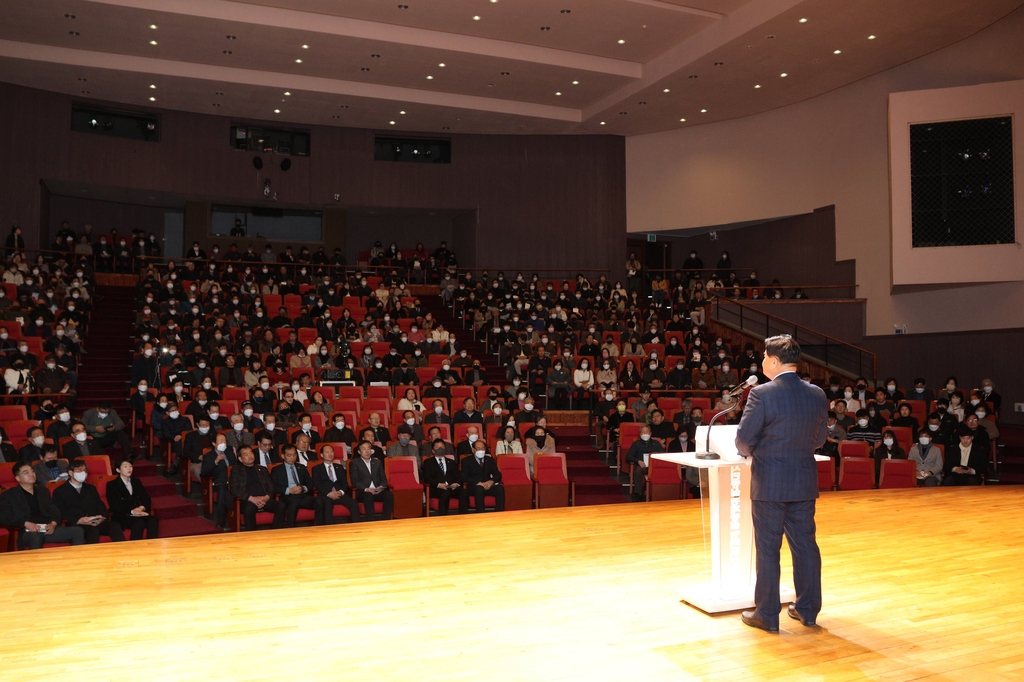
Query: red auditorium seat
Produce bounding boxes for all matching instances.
[838,441,871,459]
[838,457,874,490]
[384,456,425,519]
[817,456,836,491]
[878,459,917,489]
[646,458,684,501]
[496,455,533,511]
[533,453,574,508]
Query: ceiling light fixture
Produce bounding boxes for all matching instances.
[215,91,224,95]
[700,109,707,113]
[619,111,627,115]
[663,88,670,92]
[389,120,396,125]
[679,118,686,122]
[541,26,550,30]
[473,16,481,21]
[617,39,625,44]
[149,97,156,102]
[689,75,698,79]
[274,109,280,113]
[371,54,380,58]
[868,34,876,40]
[834,49,841,54]
[361,67,370,71]
[442,126,450,130]
[64,13,75,19]
[754,84,761,88]
[331,115,339,118]
[400,110,406,114]
[638,101,646,105]
[600,121,606,125]
[284,91,291,96]
[149,40,157,45]
[340,105,349,108]
[77,77,87,82]
[714,61,724,66]
[398,4,408,9]
[799,17,807,23]
[302,44,309,49]
[223,50,232,54]
[780,72,788,77]
[426,75,433,79]
[212,103,220,107]
[296,59,302,63]
[149,84,156,89]
[500,71,510,76]
[69,31,80,35]
[149,24,157,29]
[439,63,445,67]
[81,90,90,95]
[555,92,562,96]
[572,80,579,85]
[561,9,571,14]
[226,35,236,40]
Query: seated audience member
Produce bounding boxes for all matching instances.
[924,414,954,449]
[229,446,285,530]
[422,439,464,515]
[910,377,934,403]
[456,425,484,456]
[846,410,882,445]
[175,415,213,478]
[971,404,999,443]
[453,398,484,425]
[106,460,160,540]
[227,413,256,450]
[667,428,700,497]
[816,411,847,459]
[872,429,906,481]
[63,422,103,459]
[460,440,505,513]
[47,404,75,441]
[0,462,85,549]
[271,445,316,528]
[386,424,419,458]
[980,378,1001,414]
[311,444,362,525]
[942,427,988,486]
[524,419,556,462]
[424,399,452,427]
[53,459,125,543]
[908,430,943,487]
[419,426,454,458]
[201,433,238,527]
[294,412,322,447]
[514,396,541,424]
[253,434,280,468]
[19,427,47,463]
[932,399,959,433]
[495,425,523,455]
[82,400,136,461]
[396,387,424,412]
[831,400,854,430]
[626,425,666,501]
[293,434,317,466]
[349,441,394,521]
[648,409,676,443]
[365,412,391,446]
[890,403,920,434]
[959,413,991,453]
[32,445,68,483]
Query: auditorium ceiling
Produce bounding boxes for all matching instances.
[0,0,1021,136]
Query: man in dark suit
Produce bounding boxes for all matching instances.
[253,434,280,469]
[0,462,85,549]
[348,441,394,521]
[422,440,464,515]
[18,426,46,463]
[62,423,103,460]
[460,441,505,513]
[106,459,160,541]
[33,446,69,483]
[256,416,289,453]
[229,446,285,531]
[271,445,316,527]
[200,434,238,526]
[177,416,214,478]
[52,459,125,543]
[311,443,362,524]
[735,336,828,633]
[941,428,988,486]
[322,415,356,447]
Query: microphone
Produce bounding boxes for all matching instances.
[697,376,758,460]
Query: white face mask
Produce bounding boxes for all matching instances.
[475,451,485,459]
[493,407,502,416]
[405,418,415,426]
[883,438,894,447]
[174,386,183,393]
[168,411,180,419]
[983,386,993,394]
[75,432,88,442]
[47,363,56,370]
[918,437,930,445]
[434,406,444,414]
[858,419,869,428]
[32,436,45,447]
[265,423,275,431]
[928,424,939,432]
[261,382,270,390]
[59,412,71,422]
[198,426,210,435]
[302,423,311,431]
[73,471,88,483]
[208,412,220,420]
[640,433,651,442]
[524,403,534,411]
[975,411,986,419]
[216,442,227,452]
[468,434,478,443]
[233,423,244,431]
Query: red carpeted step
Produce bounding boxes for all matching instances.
[139,475,176,497]
[130,459,157,476]
[574,493,629,505]
[158,517,223,538]
[151,495,200,520]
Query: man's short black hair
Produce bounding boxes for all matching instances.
[70,458,88,470]
[12,461,33,477]
[97,400,111,410]
[763,335,801,365]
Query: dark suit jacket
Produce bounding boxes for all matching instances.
[322,426,356,446]
[19,443,44,464]
[422,455,460,487]
[256,427,289,451]
[460,455,502,486]
[666,436,696,454]
[349,457,388,491]
[200,448,238,485]
[228,463,275,500]
[0,484,61,526]
[0,442,18,463]
[270,461,313,496]
[943,442,989,477]
[183,431,213,463]
[33,459,69,483]
[52,481,109,523]
[105,476,153,517]
[735,371,828,502]
[311,461,349,496]
[62,439,102,459]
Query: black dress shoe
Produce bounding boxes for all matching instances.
[741,610,779,633]
[787,604,816,627]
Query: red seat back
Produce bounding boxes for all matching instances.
[838,457,874,490]
[534,454,568,484]
[648,458,682,484]
[497,455,531,485]
[887,427,913,455]
[878,459,917,489]
[838,440,871,459]
[817,456,835,491]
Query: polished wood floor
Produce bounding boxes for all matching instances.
[1,487,1023,681]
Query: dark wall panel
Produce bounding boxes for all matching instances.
[742,301,867,346]
[48,196,168,244]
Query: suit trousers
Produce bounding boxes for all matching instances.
[356,489,394,521]
[95,429,135,459]
[751,499,821,628]
[239,498,285,530]
[20,525,85,549]
[315,494,362,524]
[78,519,125,543]
[941,473,981,486]
[462,483,505,513]
[430,486,465,515]
[281,493,315,527]
[115,513,160,540]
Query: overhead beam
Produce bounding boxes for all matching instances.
[623,0,724,19]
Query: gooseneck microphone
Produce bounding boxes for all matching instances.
[697,375,758,460]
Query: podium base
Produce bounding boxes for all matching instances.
[680,584,795,614]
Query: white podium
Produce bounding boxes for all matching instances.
[653,425,828,614]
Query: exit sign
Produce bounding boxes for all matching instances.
[647,234,657,242]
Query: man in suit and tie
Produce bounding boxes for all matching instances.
[311,444,362,524]
[271,445,316,528]
[348,440,394,521]
[62,422,103,460]
[52,459,125,543]
[460,440,504,513]
[229,446,285,531]
[18,426,47,463]
[736,335,828,633]
[253,434,281,469]
[422,439,464,515]
[201,432,238,527]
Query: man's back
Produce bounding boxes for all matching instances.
[736,372,828,501]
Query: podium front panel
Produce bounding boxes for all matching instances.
[708,463,755,598]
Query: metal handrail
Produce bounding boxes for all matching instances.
[713,297,876,380]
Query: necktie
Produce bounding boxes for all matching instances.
[439,458,446,475]
[327,464,336,482]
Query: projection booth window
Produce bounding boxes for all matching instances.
[211,207,322,242]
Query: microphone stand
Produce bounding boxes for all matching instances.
[697,381,751,460]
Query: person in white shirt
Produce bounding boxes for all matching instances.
[572,360,595,409]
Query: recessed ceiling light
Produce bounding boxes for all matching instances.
[617,39,625,44]
[637,101,646,105]
[487,83,494,87]
[149,39,157,45]
[77,77,87,82]
[600,121,606,125]
[340,105,349,108]
[541,26,550,30]
[215,91,224,95]
[284,91,291,96]
[331,115,339,118]
[442,126,450,130]
[679,118,686,122]
[619,111,627,115]
[389,120,396,125]
[473,16,481,21]
[663,88,670,93]
[754,84,761,89]
[766,35,775,39]
[149,84,156,89]
[780,72,788,77]
[226,35,236,40]
[212,103,220,107]
[274,109,280,113]
[689,75,698,79]
[570,81,578,86]
[700,108,707,113]
[439,63,445,67]
[69,30,80,36]
[555,92,562,96]
[799,17,807,23]
[371,54,380,58]
[868,35,876,40]
[833,49,842,54]
[426,75,433,79]
[149,97,156,102]
[714,61,724,66]
[81,90,90,94]
[361,67,370,72]
[561,9,571,13]
[398,4,408,8]
[149,24,157,29]
[295,59,302,63]
[399,110,406,114]
[302,44,309,49]
[223,50,232,54]
[64,13,75,19]
[500,71,510,76]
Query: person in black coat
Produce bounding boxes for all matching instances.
[130,344,161,389]
[459,443,504,513]
[348,441,394,520]
[105,460,160,540]
[941,428,989,486]
[310,444,362,524]
[0,462,85,549]
[200,436,238,526]
[322,415,356,447]
[62,424,103,460]
[271,445,316,527]
[228,447,285,530]
[422,440,465,515]
[52,460,125,543]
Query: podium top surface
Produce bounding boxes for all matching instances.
[653,452,831,468]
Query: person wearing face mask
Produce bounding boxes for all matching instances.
[907,431,944,487]
[31,445,68,482]
[642,357,666,390]
[460,441,505,513]
[872,429,906,481]
[423,399,452,427]
[930,399,959,434]
[545,360,571,410]
[979,378,1001,414]
[941,428,988,486]
[909,378,935,403]
[46,406,76,441]
[514,396,541,425]
[173,416,214,478]
[390,360,419,388]
[882,378,905,402]
[52,458,126,543]
[81,400,136,461]
[715,361,739,391]
[386,424,419,459]
[946,391,966,423]
[845,409,882,445]
[200,433,239,527]
[422,438,465,515]
[889,403,920,434]
[940,376,960,402]
[205,402,231,432]
[815,411,847,461]
[625,425,665,501]
[0,461,86,550]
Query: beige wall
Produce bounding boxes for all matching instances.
[626,6,1024,335]
[889,79,1024,286]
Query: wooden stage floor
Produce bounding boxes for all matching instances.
[2,487,1023,681]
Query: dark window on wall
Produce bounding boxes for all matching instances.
[231,126,310,156]
[71,105,160,142]
[910,116,1014,247]
[374,137,451,163]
